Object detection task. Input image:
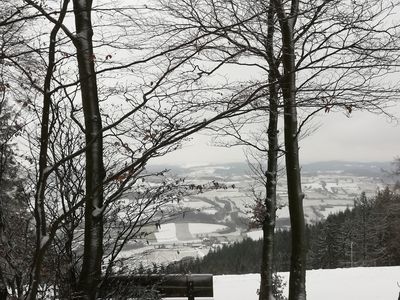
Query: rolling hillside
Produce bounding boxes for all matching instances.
[118,161,392,267]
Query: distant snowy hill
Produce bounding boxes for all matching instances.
[301,161,392,177]
[149,160,393,177]
[213,266,400,300]
[146,160,392,228]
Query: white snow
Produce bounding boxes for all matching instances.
[246,230,263,240]
[213,266,400,300]
[154,223,178,243]
[40,235,49,248]
[188,223,228,235]
[92,205,104,217]
[214,274,260,300]
[202,208,219,214]
[153,223,228,243]
[184,200,213,210]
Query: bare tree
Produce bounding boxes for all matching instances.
[0,1,42,297]
[270,1,400,297]
[0,100,32,298]
[158,1,400,300]
[3,0,398,299]
[267,0,307,298]
[0,1,276,299]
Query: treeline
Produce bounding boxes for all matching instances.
[308,187,400,269]
[167,187,400,274]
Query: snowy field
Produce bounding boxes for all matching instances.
[153,223,228,243]
[246,230,263,240]
[213,266,400,300]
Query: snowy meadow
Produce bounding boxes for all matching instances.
[213,267,400,300]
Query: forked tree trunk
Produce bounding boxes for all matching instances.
[73,1,105,299]
[271,0,307,299]
[26,1,70,298]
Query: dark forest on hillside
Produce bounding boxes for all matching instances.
[166,188,400,274]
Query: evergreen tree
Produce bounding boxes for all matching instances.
[169,188,400,275]
[372,188,400,265]
[313,219,342,268]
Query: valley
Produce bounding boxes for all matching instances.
[116,161,393,268]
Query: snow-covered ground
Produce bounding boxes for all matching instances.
[213,266,400,300]
[246,230,263,241]
[188,223,227,236]
[153,222,229,243]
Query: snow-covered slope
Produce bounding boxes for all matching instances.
[213,266,400,300]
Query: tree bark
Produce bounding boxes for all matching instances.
[271,0,307,299]
[259,4,279,300]
[73,1,105,298]
[259,80,279,300]
[25,1,70,298]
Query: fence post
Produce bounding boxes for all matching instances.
[0,287,7,300]
[187,275,194,300]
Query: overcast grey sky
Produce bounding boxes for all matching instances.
[153,108,400,166]
[300,110,399,163]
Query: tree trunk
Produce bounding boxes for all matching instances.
[259,81,279,300]
[271,0,307,299]
[73,1,105,299]
[259,4,279,300]
[26,2,70,298]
